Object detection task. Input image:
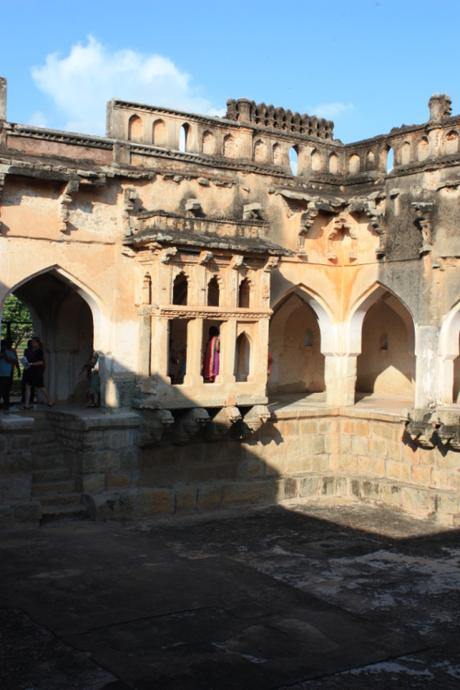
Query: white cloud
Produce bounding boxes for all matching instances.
[308,101,354,120]
[31,36,221,135]
[29,110,49,128]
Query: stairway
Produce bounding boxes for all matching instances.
[30,412,89,522]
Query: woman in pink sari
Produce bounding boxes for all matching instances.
[203,326,220,383]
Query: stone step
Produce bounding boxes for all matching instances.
[32,430,57,445]
[38,492,82,507]
[32,454,67,470]
[32,480,76,497]
[34,442,63,457]
[41,503,89,523]
[33,467,72,483]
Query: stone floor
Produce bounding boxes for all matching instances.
[2,501,460,689]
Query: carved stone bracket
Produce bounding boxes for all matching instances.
[230,254,245,271]
[160,247,178,263]
[239,405,271,437]
[207,406,242,438]
[263,256,280,272]
[433,410,460,451]
[185,198,204,217]
[59,178,80,234]
[404,410,436,449]
[243,202,264,221]
[174,407,210,443]
[411,202,434,255]
[123,187,141,237]
[198,250,214,265]
[139,408,175,445]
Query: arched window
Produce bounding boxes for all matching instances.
[311,149,321,171]
[179,123,189,152]
[152,119,166,146]
[202,130,215,155]
[328,153,338,174]
[172,273,188,305]
[234,333,251,382]
[273,143,283,166]
[128,114,143,142]
[238,278,250,308]
[348,154,360,174]
[207,276,219,307]
[254,139,267,162]
[417,137,429,161]
[289,146,298,175]
[444,130,459,155]
[366,150,375,169]
[223,134,236,157]
[386,146,394,172]
[400,141,411,165]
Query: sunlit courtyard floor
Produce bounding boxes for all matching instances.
[2,502,460,689]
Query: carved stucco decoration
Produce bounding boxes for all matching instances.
[59,178,80,234]
[411,201,434,254]
[327,213,358,263]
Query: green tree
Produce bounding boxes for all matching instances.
[1,294,33,348]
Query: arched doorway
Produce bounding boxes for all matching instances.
[454,333,460,403]
[356,292,415,400]
[4,270,95,403]
[269,293,325,396]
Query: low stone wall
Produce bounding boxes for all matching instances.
[0,415,40,524]
[85,405,460,526]
[47,409,142,494]
[2,404,460,526]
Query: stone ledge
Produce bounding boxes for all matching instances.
[0,414,34,432]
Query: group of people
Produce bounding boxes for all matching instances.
[0,336,52,412]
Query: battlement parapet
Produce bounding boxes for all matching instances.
[225,98,334,140]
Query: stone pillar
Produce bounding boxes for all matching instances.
[184,318,203,386]
[0,77,6,122]
[219,319,237,384]
[138,314,151,377]
[253,318,269,384]
[150,316,169,380]
[438,356,456,405]
[324,354,357,406]
[415,325,438,408]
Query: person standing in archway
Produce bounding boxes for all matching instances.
[203,326,220,383]
[0,339,19,412]
[23,337,53,408]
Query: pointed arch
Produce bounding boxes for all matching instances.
[234,331,251,382]
[0,266,108,403]
[202,130,216,155]
[207,275,220,307]
[172,271,188,305]
[269,286,328,395]
[439,299,460,404]
[128,114,143,142]
[349,283,415,399]
[238,277,251,308]
[152,118,166,146]
[347,282,415,354]
[271,284,336,354]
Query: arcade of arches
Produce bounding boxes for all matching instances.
[5,271,94,404]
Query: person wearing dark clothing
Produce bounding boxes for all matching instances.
[0,339,18,411]
[23,337,52,408]
[21,340,35,404]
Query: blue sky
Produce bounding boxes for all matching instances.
[1,0,459,142]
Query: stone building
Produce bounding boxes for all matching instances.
[1,76,460,525]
